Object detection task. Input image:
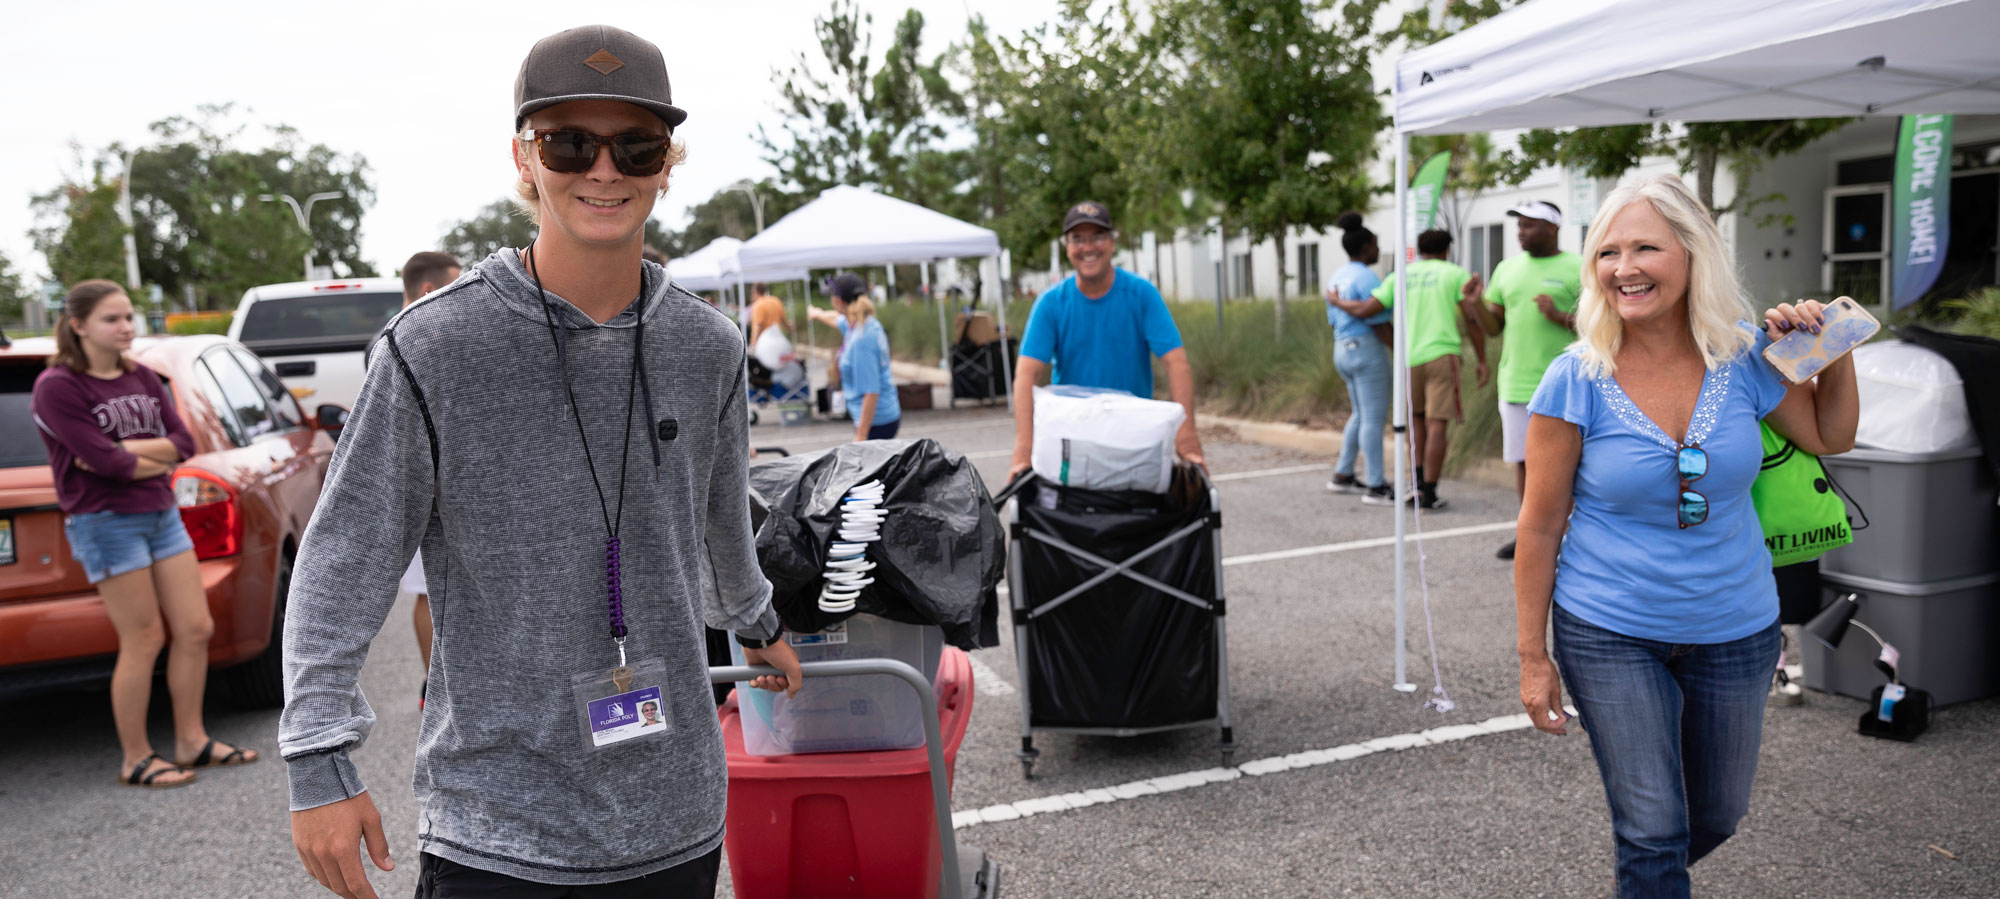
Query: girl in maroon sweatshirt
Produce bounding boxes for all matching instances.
[31,279,258,788]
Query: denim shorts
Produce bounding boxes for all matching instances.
[63,509,195,584]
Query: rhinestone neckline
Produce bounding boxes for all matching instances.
[1593,364,1732,452]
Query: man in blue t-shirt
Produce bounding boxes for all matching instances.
[1008,201,1202,479]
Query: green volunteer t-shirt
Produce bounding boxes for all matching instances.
[1372,258,1472,368]
[1487,251,1582,404]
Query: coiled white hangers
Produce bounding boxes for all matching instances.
[820,480,886,613]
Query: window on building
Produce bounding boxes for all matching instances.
[1233,252,1254,298]
[1297,244,1320,297]
[1837,155,1894,186]
[1467,225,1507,279]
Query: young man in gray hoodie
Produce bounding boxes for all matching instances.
[282,25,802,899]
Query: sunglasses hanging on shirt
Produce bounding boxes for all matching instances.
[1676,443,1709,529]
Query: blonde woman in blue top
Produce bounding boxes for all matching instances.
[808,273,901,441]
[1515,174,1857,898]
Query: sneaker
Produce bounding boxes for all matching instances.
[1768,670,1803,707]
[1362,484,1395,505]
[1496,539,1516,560]
[1325,473,1363,494]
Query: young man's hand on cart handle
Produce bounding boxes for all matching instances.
[743,640,805,697]
[292,792,392,899]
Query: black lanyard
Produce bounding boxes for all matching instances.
[526,244,645,644]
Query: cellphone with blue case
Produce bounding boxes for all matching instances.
[1762,296,1880,384]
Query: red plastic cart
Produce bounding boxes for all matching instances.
[712,649,997,899]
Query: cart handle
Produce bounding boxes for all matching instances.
[710,659,963,899]
[990,470,1034,510]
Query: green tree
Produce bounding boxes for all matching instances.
[762,1,969,214]
[969,1,1135,277]
[661,180,807,259]
[1153,0,1388,335]
[1505,120,1853,223]
[29,157,131,289]
[439,200,537,264]
[0,250,35,326]
[38,105,374,310]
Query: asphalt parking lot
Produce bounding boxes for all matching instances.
[2,396,1995,898]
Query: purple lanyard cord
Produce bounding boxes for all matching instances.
[527,244,642,648]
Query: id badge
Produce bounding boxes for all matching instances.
[571,657,670,749]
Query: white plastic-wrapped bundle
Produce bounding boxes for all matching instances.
[1030,385,1186,494]
[1852,341,1976,453]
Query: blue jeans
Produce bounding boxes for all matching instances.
[63,509,195,584]
[1333,336,1391,487]
[1552,604,1780,899]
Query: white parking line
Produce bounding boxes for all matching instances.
[966,652,1017,697]
[1223,521,1517,567]
[952,713,1543,831]
[1209,463,1332,483]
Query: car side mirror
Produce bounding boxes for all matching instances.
[315,404,350,440]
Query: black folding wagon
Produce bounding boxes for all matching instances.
[994,464,1236,777]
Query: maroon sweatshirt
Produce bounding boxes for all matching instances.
[31,364,197,515]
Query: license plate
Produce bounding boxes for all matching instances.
[0,517,13,566]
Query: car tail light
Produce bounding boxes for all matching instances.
[175,469,241,560]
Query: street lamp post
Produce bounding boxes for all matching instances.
[726,179,765,234]
[260,191,345,281]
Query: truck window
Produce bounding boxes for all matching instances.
[238,291,402,356]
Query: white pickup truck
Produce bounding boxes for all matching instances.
[229,277,404,410]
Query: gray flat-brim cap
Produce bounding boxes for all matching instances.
[515,25,688,130]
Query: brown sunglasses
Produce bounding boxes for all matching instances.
[519,128,672,176]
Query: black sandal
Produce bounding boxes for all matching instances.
[179,739,259,769]
[121,754,196,789]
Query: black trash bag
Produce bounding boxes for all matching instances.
[1013,467,1219,729]
[749,439,1004,650]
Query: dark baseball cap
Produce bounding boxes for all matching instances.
[827,272,868,302]
[1062,201,1113,235]
[515,25,688,131]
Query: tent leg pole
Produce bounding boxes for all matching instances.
[995,255,1013,413]
[932,261,949,372]
[1392,128,1415,695]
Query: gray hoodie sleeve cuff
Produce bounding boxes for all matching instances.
[738,607,781,643]
[286,748,367,812]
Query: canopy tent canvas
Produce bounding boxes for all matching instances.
[1377,0,2000,691]
[667,236,808,292]
[736,185,1012,407]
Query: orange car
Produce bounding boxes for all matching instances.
[0,333,345,707]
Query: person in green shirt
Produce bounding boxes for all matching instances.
[1330,229,1487,510]
[1464,201,1581,559]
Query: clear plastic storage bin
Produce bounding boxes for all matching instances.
[731,614,945,755]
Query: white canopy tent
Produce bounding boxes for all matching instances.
[1380,0,2000,691]
[736,185,1011,407]
[666,235,809,292]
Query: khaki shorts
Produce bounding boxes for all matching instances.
[1409,356,1463,422]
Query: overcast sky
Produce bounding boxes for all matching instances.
[3,0,1060,287]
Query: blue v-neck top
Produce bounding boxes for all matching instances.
[1528,326,1790,644]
